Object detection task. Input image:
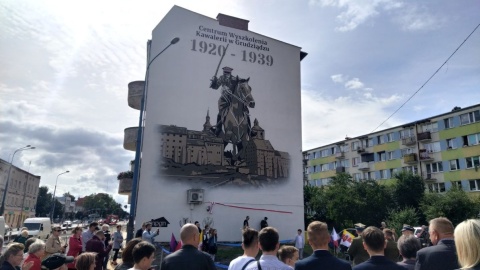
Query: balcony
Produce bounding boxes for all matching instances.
[419,150,434,161]
[128,81,145,110]
[124,127,140,151]
[335,152,345,159]
[403,153,417,164]
[423,171,436,182]
[402,136,416,146]
[358,162,371,171]
[356,147,365,153]
[118,178,133,195]
[417,131,432,141]
[336,166,346,173]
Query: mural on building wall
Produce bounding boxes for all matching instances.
[158,65,290,187]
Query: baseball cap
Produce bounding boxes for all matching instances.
[42,254,75,270]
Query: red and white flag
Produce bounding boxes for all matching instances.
[331,227,340,247]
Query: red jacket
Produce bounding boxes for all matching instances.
[85,235,112,270]
[25,253,41,270]
[67,236,82,269]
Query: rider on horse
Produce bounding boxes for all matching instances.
[209,66,255,138]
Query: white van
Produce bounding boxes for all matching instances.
[0,216,5,238]
[23,217,52,240]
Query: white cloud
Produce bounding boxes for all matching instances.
[345,78,365,89]
[393,4,442,31]
[301,88,403,149]
[331,74,346,83]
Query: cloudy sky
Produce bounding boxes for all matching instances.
[1,0,479,208]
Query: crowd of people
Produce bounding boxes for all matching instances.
[0,216,478,270]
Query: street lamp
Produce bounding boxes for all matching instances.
[0,145,35,216]
[127,37,180,241]
[50,170,69,222]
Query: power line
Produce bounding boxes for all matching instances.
[371,22,480,133]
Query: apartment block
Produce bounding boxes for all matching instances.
[303,104,480,195]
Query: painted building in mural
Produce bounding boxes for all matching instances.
[303,104,480,197]
[121,6,306,241]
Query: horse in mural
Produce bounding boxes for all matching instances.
[218,77,255,163]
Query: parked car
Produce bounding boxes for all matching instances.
[63,220,72,228]
[23,217,52,240]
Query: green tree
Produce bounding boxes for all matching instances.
[392,171,425,210]
[421,186,479,225]
[35,186,52,217]
[386,207,420,233]
[354,179,394,227]
[83,193,127,218]
[322,173,360,228]
[303,185,327,226]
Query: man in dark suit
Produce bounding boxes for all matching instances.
[295,221,351,270]
[353,226,404,270]
[383,229,400,262]
[161,223,216,270]
[348,223,369,266]
[414,217,459,270]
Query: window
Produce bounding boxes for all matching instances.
[351,142,360,151]
[446,138,457,149]
[428,183,446,193]
[400,128,414,139]
[444,117,453,129]
[380,170,388,179]
[426,162,444,173]
[449,159,460,171]
[422,122,438,132]
[452,181,462,189]
[352,157,360,167]
[377,135,385,144]
[353,173,362,181]
[321,164,329,172]
[424,142,441,153]
[367,138,374,147]
[469,179,480,191]
[387,132,395,142]
[403,166,418,174]
[363,172,374,180]
[341,159,350,167]
[312,152,317,159]
[340,144,349,153]
[389,168,399,178]
[378,151,386,161]
[462,133,480,146]
[387,151,395,160]
[401,148,415,157]
[460,110,480,125]
[466,156,480,169]
[320,149,330,157]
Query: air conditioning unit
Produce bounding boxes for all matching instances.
[187,189,204,204]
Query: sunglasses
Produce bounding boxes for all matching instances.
[54,230,62,232]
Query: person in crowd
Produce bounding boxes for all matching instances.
[111,225,124,266]
[295,221,351,270]
[208,228,218,261]
[141,223,159,244]
[23,237,38,259]
[245,227,290,270]
[380,222,387,230]
[353,226,404,270]
[294,229,304,260]
[135,223,146,238]
[41,254,74,270]
[67,227,83,270]
[383,229,400,262]
[1,243,33,270]
[401,225,414,237]
[260,217,268,229]
[195,221,202,233]
[114,238,142,270]
[0,235,4,253]
[160,223,216,270]
[101,225,111,270]
[277,246,299,268]
[415,217,459,270]
[416,225,430,247]
[348,223,369,266]
[454,219,480,270]
[75,253,97,270]
[14,230,29,247]
[24,240,45,270]
[85,231,112,270]
[45,226,67,257]
[82,222,98,252]
[131,241,156,270]
[202,225,210,252]
[397,235,421,270]
[228,228,259,270]
[243,216,250,229]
